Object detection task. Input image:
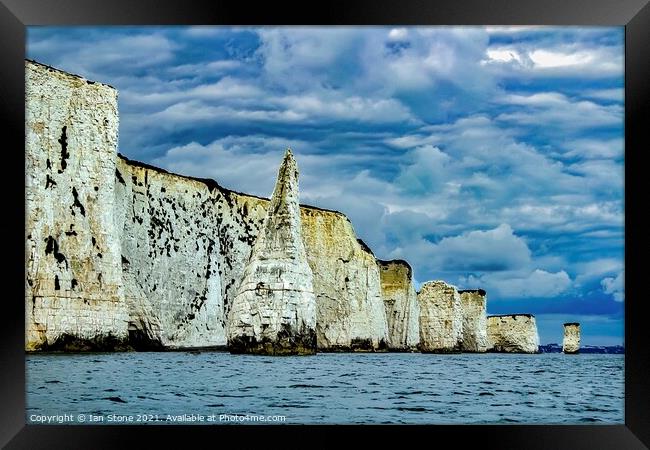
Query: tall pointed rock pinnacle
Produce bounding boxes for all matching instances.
[227,149,317,355]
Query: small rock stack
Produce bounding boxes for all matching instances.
[562,323,580,354]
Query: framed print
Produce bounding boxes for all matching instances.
[1,0,648,448]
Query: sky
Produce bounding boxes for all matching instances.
[27,26,625,346]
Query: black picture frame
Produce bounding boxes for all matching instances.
[1,0,648,448]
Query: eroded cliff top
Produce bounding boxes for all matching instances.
[458,289,487,296]
[488,314,535,319]
[26,59,116,90]
[376,259,412,279]
[117,153,346,216]
[564,322,580,326]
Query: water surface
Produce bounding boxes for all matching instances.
[26,352,624,424]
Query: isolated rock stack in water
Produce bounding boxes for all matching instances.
[562,323,580,354]
[227,150,317,355]
[459,290,489,352]
[417,281,463,352]
[486,315,540,354]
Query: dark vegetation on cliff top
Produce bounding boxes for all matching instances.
[487,314,534,319]
[26,59,116,89]
[458,288,487,296]
[377,259,413,280]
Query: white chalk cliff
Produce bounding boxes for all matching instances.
[25,60,389,352]
[226,150,317,355]
[487,315,539,354]
[25,60,130,350]
[25,60,543,354]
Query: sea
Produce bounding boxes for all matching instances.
[26,352,624,425]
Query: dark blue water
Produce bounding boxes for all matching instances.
[26,352,624,424]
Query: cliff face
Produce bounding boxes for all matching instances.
[562,323,580,354]
[113,158,253,349]
[25,60,388,352]
[417,281,463,353]
[25,61,130,351]
[378,260,419,350]
[115,158,388,351]
[459,290,488,352]
[227,150,317,355]
[302,212,388,351]
[487,315,539,354]
[26,60,545,355]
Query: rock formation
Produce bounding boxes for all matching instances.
[487,314,539,353]
[25,59,545,355]
[417,281,463,353]
[562,323,580,354]
[25,60,130,351]
[303,214,388,352]
[378,260,419,351]
[25,60,391,352]
[226,150,317,355]
[459,289,488,352]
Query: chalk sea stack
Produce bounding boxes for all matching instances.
[378,260,420,351]
[417,281,463,353]
[562,323,580,354]
[487,315,540,354]
[459,290,489,352]
[227,150,317,355]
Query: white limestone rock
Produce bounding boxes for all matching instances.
[562,323,580,354]
[459,289,489,352]
[378,260,419,351]
[114,159,234,349]
[487,315,539,353]
[417,281,463,353]
[113,156,390,351]
[302,211,388,351]
[24,60,400,353]
[25,60,130,350]
[226,150,317,355]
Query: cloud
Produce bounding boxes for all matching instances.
[165,60,243,77]
[562,138,624,160]
[31,33,178,77]
[463,269,572,299]
[497,92,622,130]
[582,88,624,102]
[183,26,229,38]
[484,26,545,34]
[482,28,623,78]
[529,49,600,69]
[572,259,624,304]
[432,224,532,271]
[601,271,624,302]
[388,28,409,41]
[395,145,452,195]
[498,269,572,298]
[152,136,307,196]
